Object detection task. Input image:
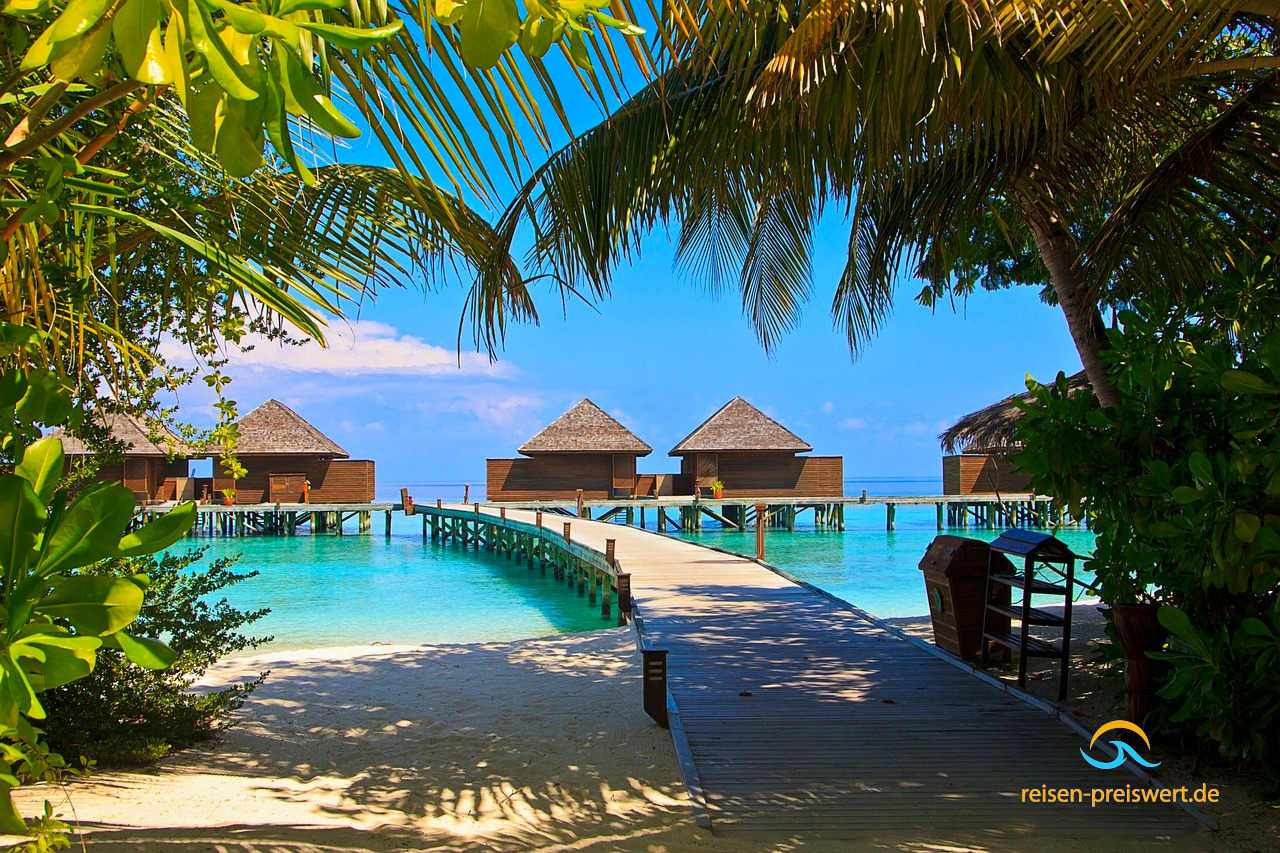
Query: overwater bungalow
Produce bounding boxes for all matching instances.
[487,399,652,501]
[213,399,375,504]
[938,371,1089,494]
[669,397,843,497]
[52,413,194,503]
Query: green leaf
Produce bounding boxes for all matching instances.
[115,632,176,669]
[1171,485,1203,505]
[297,20,403,50]
[117,501,196,556]
[49,0,111,42]
[1158,606,1208,656]
[1188,451,1213,485]
[456,0,519,68]
[36,482,135,575]
[34,575,144,636]
[518,15,556,58]
[1233,511,1262,543]
[14,633,99,691]
[0,475,45,581]
[1221,369,1279,395]
[0,781,27,835]
[277,0,345,13]
[15,436,63,505]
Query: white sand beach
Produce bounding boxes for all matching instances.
[17,629,705,852]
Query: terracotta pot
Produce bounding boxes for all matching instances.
[1111,603,1168,723]
[222,495,234,506]
[713,489,724,499]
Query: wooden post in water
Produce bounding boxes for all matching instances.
[886,503,896,531]
[576,489,585,518]
[755,503,766,562]
[385,510,392,538]
[936,503,944,531]
[463,483,470,503]
[422,514,429,541]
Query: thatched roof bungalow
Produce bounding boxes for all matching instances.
[50,413,193,502]
[670,397,842,497]
[214,399,374,503]
[487,399,652,501]
[938,371,1089,494]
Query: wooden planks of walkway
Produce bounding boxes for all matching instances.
[438,504,1201,842]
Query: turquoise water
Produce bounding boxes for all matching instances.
[675,506,1095,618]
[174,519,610,651]
[173,496,1093,652]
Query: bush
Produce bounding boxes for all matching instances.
[43,549,272,765]
[1014,255,1280,773]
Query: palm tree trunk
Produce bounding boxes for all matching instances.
[1019,195,1120,408]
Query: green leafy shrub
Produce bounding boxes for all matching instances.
[1014,255,1280,772]
[0,327,196,836]
[42,549,272,765]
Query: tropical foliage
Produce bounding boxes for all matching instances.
[43,548,271,765]
[0,327,196,836]
[479,1,1279,406]
[1013,253,1280,771]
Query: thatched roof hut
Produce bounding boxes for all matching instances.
[235,399,348,457]
[938,371,1090,453]
[670,397,812,454]
[518,399,651,456]
[51,413,192,457]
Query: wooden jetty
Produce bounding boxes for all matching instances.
[415,502,1197,840]
[139,502,396,537]
[491,492,1080,532]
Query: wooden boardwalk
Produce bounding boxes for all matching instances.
[428,504,1201,841]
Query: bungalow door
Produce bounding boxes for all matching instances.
[611,454,636,497]
[696,454,718,492]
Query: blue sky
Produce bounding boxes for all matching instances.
[169,39,1085,495]
[173,226,1082,493]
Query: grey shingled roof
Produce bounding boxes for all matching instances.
[51,413,192,457]
[518,399,652,456]
[235,399,348,457]
[670,397,812,454]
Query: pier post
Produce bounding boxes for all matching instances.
[617,572,632,620]
[576,489,585,518]
[886,503,896,531]
[861,489,867,503]
[658,508,666,533]
[936,502,944,531]
[536,510,543,530]
[464,483,470,503]
[401,488,414,515]
[605,539,616,569]
[755,503,766,561]
[423,514,429,541]
[642,649,669,727]
[385,511,392,538]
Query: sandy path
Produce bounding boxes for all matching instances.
[16,629,708,852]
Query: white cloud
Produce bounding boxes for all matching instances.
[161,320,509,378]
[821,401,835,414]
[839,417,867,430]
[429,390,546,432]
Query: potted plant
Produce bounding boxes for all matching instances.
[220,487,236,506]
[710,479,725,499]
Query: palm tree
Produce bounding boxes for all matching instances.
[479,1,1280,406]
[0,0,654,368]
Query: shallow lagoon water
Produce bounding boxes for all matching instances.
[177,479,1093,651]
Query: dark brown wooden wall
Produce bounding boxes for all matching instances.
[487,454,619,500]
[713,453,844,497]
[72,457,189,502]
[216,456,376,503]
[942,454,1031,494]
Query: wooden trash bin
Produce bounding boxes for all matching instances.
[918,536,1013,659]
